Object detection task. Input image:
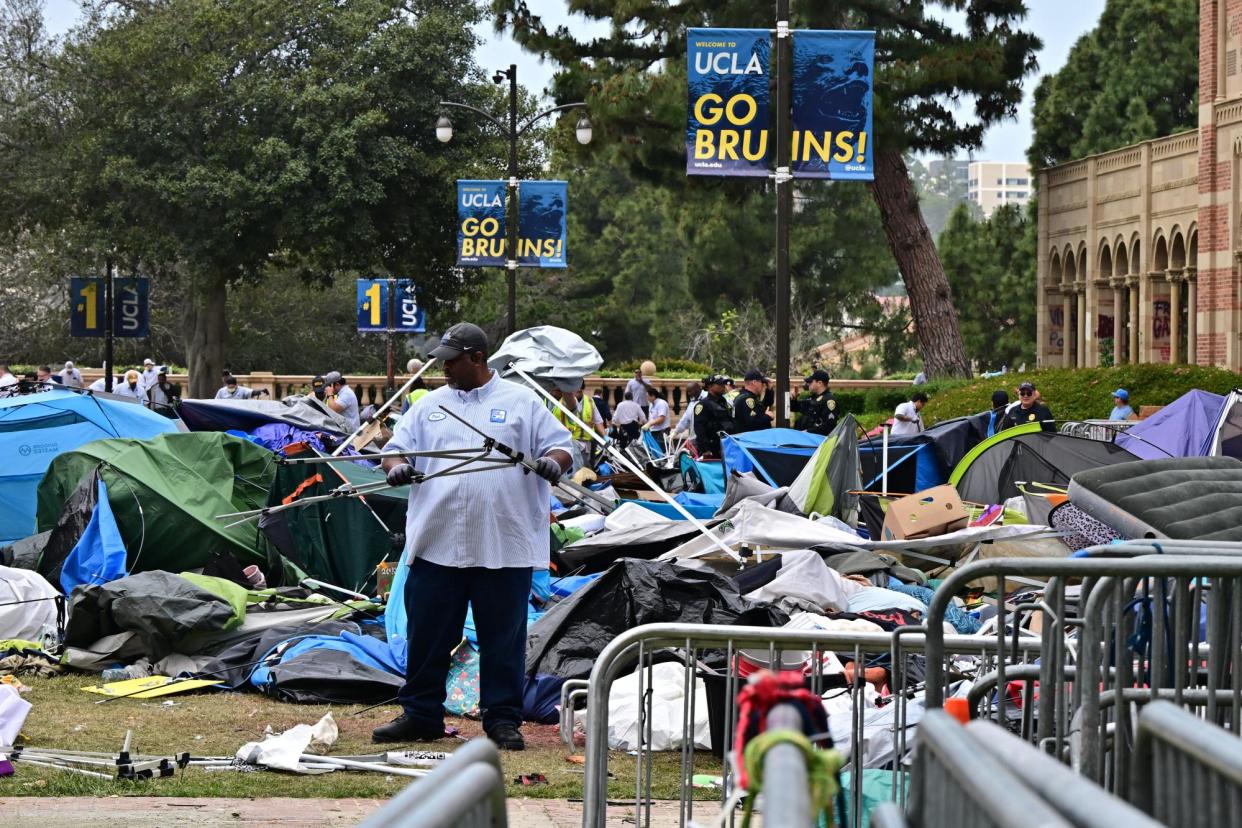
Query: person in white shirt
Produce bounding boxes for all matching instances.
[215,376,253,399]
[891,392,928,436]
[672,381,703,440]
[35,366,58,392]
[0,363,18,397]
[60,361,83,388]
[610,391,647,445]
[323,370,359,430]
[643,388,671,444]
[139,358,159,391]
[373,322,571,751]
[112,370,146,401]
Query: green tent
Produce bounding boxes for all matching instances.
[37,432,279,574]
[266,445,408,594]
[787,414,860,522]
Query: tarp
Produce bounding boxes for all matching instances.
[679,453,726,494]
[950,423,1139,505]
[1116,390,1225,460]
[857,417,980,494]
[177,396,351,436]
[36,432,281,576]
[722,428,823,487]
[0,390,177,543]
[525,558,788,680]
[59,478,127,594]
[1209,389,1242,460]
[490,325,604,387]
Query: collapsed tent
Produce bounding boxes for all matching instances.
[858,417,983,495]
[722,428,823,487]
[949,422,1139,505]
[787,415,860,522]
[489,325,604,387]
[36,432,286,579]
[263,444,407,592]
[526,558,788,680]
[1115,389,1226,460]
[177,396,352,436]
[0,390,177,543]
[0,564,59,643]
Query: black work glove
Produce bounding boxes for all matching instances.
[531,456,562,483]
[386,463,416,487]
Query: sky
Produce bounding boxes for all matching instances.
[41,0,1108,162]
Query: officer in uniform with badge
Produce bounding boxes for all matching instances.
[692,375,735,458]
[732,369,773,433]
[795,369,838,436]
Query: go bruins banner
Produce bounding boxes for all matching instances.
[791,30,874,180]
[686,28,771,177]
[456,180,568,268]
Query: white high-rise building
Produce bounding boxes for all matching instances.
[967,161,1032,218]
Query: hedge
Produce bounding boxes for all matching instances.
[920,364,1242,425]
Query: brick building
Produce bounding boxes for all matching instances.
[1036,0,1242,369]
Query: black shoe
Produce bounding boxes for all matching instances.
[372,714,447,744]
[487,722,525,751]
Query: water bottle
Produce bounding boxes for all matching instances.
[101,667,130,683]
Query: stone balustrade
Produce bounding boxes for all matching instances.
[76,369,911,414]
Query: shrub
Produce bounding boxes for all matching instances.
[600,357,713,378]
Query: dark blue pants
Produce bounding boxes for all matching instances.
[398,558,532,733]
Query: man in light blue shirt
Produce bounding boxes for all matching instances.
[1109,388,1136,421]
[324,371,360,431]
[373,322,571,751]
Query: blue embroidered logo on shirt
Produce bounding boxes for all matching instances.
[490,409,507,423]
[428,412,446,421]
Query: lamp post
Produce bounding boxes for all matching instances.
[436,64,591,336]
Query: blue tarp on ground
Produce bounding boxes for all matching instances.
[1115,389,1225,460]
[59,478,128,594]
[626,499,718,520]
[722,428,824,486]
[0,391,177,543]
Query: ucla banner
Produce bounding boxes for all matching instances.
[791,30,875,180]
[456,180,568,268]
[112,277,149,338]
[517,180,567,269]
[70,278,105,338]
[357,279,426,332]
[686,28,770,177]
[457,180,508,267]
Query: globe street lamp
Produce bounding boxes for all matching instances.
[436,64,591,335]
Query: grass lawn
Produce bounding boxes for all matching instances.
[6,675,723,801]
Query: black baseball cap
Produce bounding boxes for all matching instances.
[429,322,488,360]
[705,374,728,388]
[743,369,769,383]
[805,369,831,384]
[311,375,325,389]
[1018,381,1036,392]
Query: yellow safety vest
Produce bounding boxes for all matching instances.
[406,387,429,407]
[551,395,594,441]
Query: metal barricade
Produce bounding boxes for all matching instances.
[1058,420,1134,441]
[924,554,1242,792]
[1130,701,1242,827]
[357,738,507,828]
[580,623,1040,828]
[905,710,1072,828]
[760,703,813,826]
[559,678,590,748]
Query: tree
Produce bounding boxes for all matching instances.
[490,0,1040,378]
[937,201,1037,370]
[0,0,503,397]
[1030,0,1198,168]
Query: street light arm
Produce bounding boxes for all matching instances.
[438,100,508,134]
[515,101,588,138]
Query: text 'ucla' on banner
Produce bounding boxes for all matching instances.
[686,28,874,181]
[456,180,568,268]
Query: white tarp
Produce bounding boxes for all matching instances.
[745,549,859,614]
[490,326,604,386]
[235,712,339,773]
[0,564,59,645]
[583,661,712,751]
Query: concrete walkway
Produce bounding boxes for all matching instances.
[1,797,691,827]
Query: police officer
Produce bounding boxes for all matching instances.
[693,375,735,458]
[733,369,772,433]
[795,369,838,436]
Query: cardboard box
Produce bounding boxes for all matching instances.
[881,486,970,541]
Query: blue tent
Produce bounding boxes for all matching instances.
[0,391,177,543]
[1115,389,1226,460]
[722,428,824,487]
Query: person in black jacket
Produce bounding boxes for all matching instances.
[1000,381,1055,433]
[693,375,735,458]
[733,369,773,433]
[795,369,838,436]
